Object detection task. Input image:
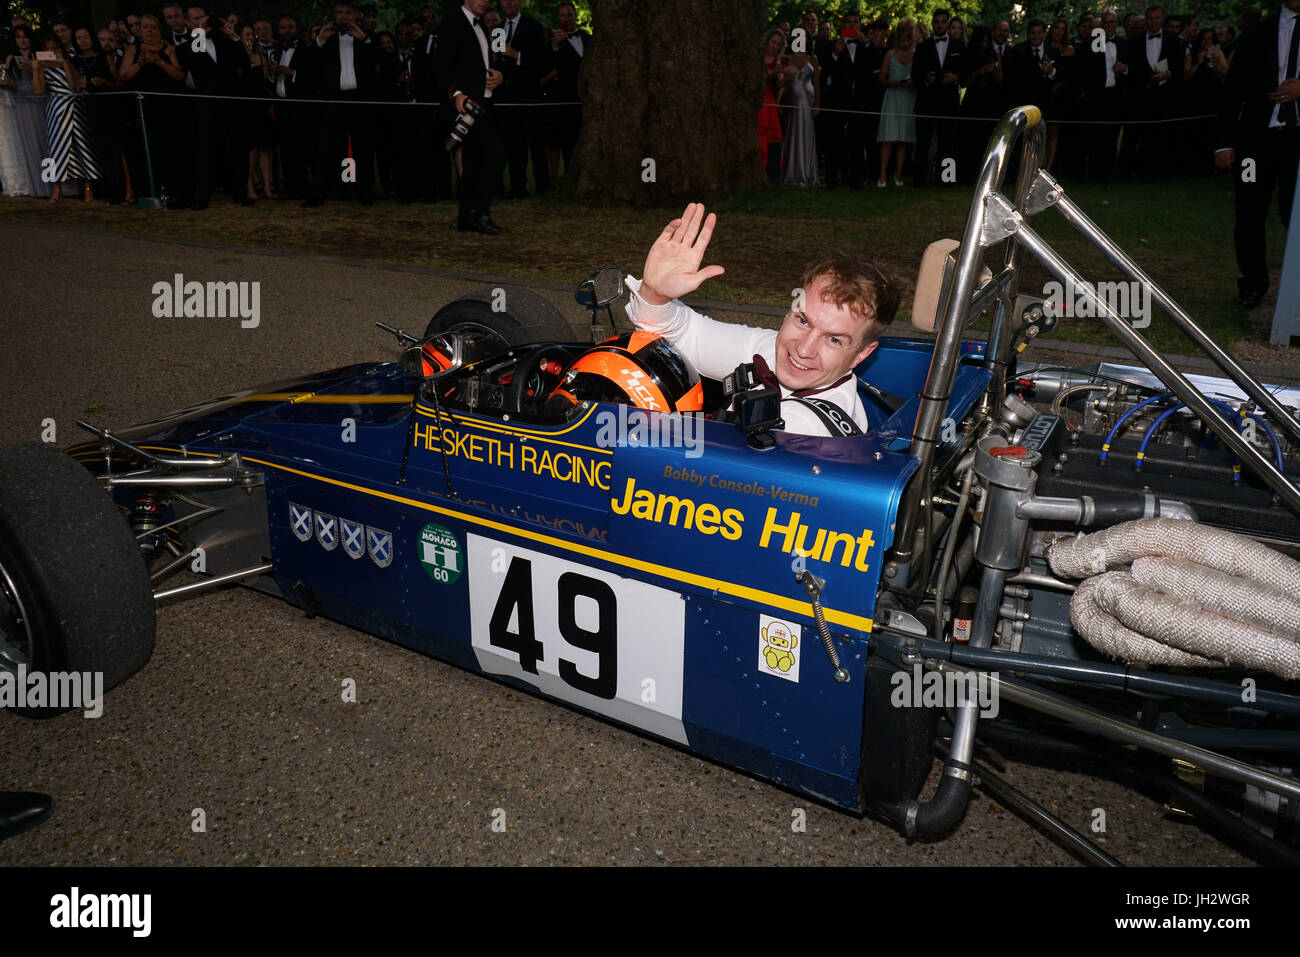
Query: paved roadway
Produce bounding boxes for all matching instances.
[0,220,1252,866]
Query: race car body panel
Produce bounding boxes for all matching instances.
[67,338,990,812]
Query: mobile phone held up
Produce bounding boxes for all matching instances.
[840,26,859,40]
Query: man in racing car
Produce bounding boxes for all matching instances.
[626,202,900,437]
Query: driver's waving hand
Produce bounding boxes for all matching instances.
[626,203,900,437]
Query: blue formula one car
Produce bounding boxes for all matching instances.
[4,110,1300,864]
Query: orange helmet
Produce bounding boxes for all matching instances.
[544,331,704,417]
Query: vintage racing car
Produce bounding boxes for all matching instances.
[2,109,1299,864]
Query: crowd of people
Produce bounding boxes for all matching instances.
[0,1,588,220]
[759,5,1251,188]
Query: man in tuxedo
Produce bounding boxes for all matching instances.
[1216,0,1300,308]
[861,19,888,182]
[822,12,868,188]
[1006,19,1060,114]
[549,1,589,175]
[379,19,420,201]
[1056,13,1097,179]
[178,4,251,208]
[1078,10,1127,182]
[159,3,199,208]
[911,8,965,186]
[829,12,875,188]
[162,3,190,46]
[271,15,316,201]
[305,1,380,207]
[253,18,276,60]
[411,19,452,202]
[1118,5,1182,179]
[437,0,505,233]
[496,0,552,198]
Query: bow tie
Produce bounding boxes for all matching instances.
[936,35,947,42]
[751,354,853,398]
[473,16,482,25]
[1147,33,1160,40]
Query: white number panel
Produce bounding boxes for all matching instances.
[468,536,687,745]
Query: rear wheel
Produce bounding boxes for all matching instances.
[424,285,574,347]
[0,445,155,717]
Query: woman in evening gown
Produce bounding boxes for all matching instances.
[877,19,918,187]
[7,25,51,197]
[782,49,819,186]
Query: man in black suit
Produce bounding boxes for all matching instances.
[911,8,965,186]
[437,0,505,233]
[861,19,888,183]
[1118,4,1182,179]
[1005,18,1060,114]
[822,12,869,188]
[270,15,317,201]
[305,1,380,207]
[548,1,588,175]
[1216,0,1300,308]
[412,20,452,202]
[160,3,198,208]
[178,5,251,208]
[1078,10,1127,182]
[379,19,420,201]
[496,0,551,198]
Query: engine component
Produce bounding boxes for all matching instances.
[1048,520,1300,678]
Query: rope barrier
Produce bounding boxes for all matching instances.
[4,87,578,108]
[7,85,1211,125]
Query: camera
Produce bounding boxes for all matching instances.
[332,20,350,34]
[442,97,482,151]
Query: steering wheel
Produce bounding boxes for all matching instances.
[506,344,573,414]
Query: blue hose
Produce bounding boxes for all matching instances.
[1136,398,1285,477]
[1099,391,1174,464]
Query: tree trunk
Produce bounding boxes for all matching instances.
[575,0,767,205]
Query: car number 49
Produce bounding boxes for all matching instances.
[468,537,688,744]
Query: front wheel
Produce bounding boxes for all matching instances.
[0,445,156,718]
[424,285,574,347]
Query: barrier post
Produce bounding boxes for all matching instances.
[134,91,165,209]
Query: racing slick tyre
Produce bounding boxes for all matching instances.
[425,285,573,347]
[0,445,156,718]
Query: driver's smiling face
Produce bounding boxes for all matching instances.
[774,277,878,392]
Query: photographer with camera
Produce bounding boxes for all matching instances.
[436,0,505,234]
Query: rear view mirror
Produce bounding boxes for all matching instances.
[575,267,624,310]
[402,333,465,380]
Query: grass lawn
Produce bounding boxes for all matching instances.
[0,172,1286,357]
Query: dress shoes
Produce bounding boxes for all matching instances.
[0,791,53,842]
[458,212,501,235]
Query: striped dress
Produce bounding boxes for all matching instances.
[42,64,100,183]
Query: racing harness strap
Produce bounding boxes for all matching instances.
[785,397,864,437]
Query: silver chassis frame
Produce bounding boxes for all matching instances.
[880,106,1300,827]
[889,106,1300,575]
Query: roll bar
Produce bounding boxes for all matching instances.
[886,106,1300,573]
